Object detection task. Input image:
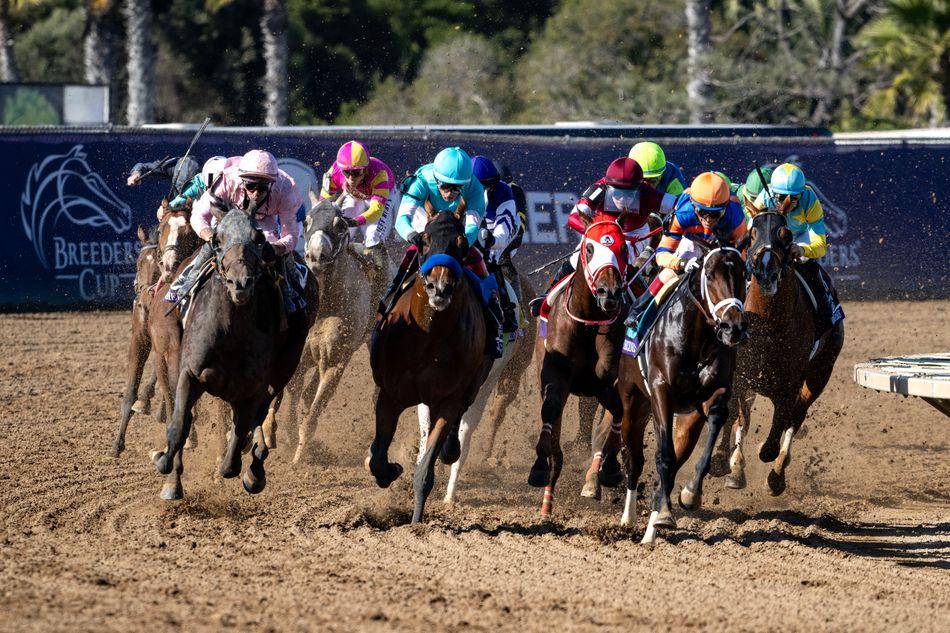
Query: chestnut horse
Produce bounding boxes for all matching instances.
[152,208,318,499]
[367,205,491,523]
[529,215,630,516]
[623,241,748,544]
[112,204,201,456]
[721,208,844,495]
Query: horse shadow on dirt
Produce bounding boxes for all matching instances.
[658,508,950,570]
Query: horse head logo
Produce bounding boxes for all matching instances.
[20,145,132,269]
[780,154,848,240]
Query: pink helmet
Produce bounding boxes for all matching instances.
[335,140,370,172]
[238,149,279,181]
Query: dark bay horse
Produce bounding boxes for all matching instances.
[112,205,201,457]
[368,206,491,523]
[721,209,844,495]
[529,214,630,516]
[628,242,748,544]
[151,208,317,499]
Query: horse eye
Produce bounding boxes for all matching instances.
[586,243,594,258]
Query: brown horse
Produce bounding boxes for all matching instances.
[112,205,201,457]
[720,208,844,495]
[619,241,748,544]
[367,205,491,523]
[152,208,318,499]
[529,214,630,516]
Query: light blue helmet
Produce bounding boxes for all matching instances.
[770,163,807,195]
[433,147,473,185]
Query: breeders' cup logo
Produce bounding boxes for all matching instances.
[599,234,615,246]
[20,145,137,300]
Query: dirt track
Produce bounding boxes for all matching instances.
[1,301,948,631]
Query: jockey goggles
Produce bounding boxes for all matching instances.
[693,202,726,219]
[437,180,463,193]
[242,178,272,193]
[603,185,640,214]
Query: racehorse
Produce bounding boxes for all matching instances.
[112,205,201,457]
[417,270,537,504]
[367,203,491,523]
[151,206,318,499]
[629,241,748,544]
[274,191,394,461]
[720,207,844,495]
[529,214,630,516]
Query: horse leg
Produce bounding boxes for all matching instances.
[581,408,609,500]
[596,386,624,489]
[221,400,254,479]
[153,371,203,500]
[529,360,568,490]
[642,386,676,545]
[262,389,284,450]
[367,391,404,488]
[620,391,650,529]
[540,422,565,518]
[113,315,151,457]
[293,363,344,464]
[133,353,157,415]
[243,397,272,494]
[444,392,488,504]
[412,408,456,523]
[416,404,431,465]
[680,392,730,511]
[709,391,738,477]
[726,389,754,489]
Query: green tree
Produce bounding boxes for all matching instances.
[858,0,950,126]
[12,5,84,82]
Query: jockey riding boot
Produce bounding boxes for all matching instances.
[165,241,212,303]
[623,288,655,328]
[378,246,419,315]
[280,253,305,313]
[528,259,576,317]
[485,292,505,359]
[493,269,518,332]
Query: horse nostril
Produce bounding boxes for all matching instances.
[425,282,435,292]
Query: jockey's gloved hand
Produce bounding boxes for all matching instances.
[790,243,806,262]
[342,216,360,229]
[681,257,701,274]
[478,227,495,250]
[261,242,277,266]
[407,231,425,250]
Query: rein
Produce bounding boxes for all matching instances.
[564,279,620,327]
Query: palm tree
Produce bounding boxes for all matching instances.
[858,0,950,125]
[123,0,153,125]
[84,1,116,85]
[1,0,21,81]
[686,0,714,123]
[261,0,288,126]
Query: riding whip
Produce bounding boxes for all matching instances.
[167,116,212,200]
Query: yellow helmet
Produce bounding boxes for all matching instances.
[628,142,666,179]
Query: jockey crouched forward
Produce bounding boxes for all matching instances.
[320,140,397,297]
[625,172,747,334]
[528,157,677,316]
[472,155,522,332]
[386,146,506,359]
[165,149,306,314]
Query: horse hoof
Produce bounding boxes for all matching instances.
[153,451,172,475]
[679,485,701,511]
[131,399,150,415]
[159,482,183,500]
[440,436,461,465]
[759,440,779,463]
[725,471,747,490]
[264,432,277,450]
[184,437,196,451]
[242,471,266,495]
[528,467,551,488]
[598,456,623,489]
[654,508,677,529]
[709,450,731,478]
[371,462,403,488]
[767,470,787,496]
[219,456,241,479]
[111,440,125,458]
[580,476,601,500]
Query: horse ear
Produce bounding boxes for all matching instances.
[304,215,312,232]
[777,226,793,244]
[455,196,467,221]
[455,234,467,252]
[308,186,320,208]
[136,225,148,245]
[735,232,751,253]
[578,212,593,230]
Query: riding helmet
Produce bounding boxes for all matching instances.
[628,142,666,179]
[770,163,806,195]
[604,157,643,189]
[433,147,473,185]
[689,172,731,210]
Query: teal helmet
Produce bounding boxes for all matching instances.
[770,163,806,195]
[433,147,473,185]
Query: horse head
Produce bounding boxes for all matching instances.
[418,201,468,312]
[303,189,348,271]
[133,225,159,296]
[578,214,628,314]
[691,238,748,347]
[157,199,198,284]
[746,207,794,296]
[212,206,266,306]
[19,145,132,269]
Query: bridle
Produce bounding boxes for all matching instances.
[747,211,791,281]
[567,219,628,326]
[684,247,745,341]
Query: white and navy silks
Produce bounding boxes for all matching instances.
[483,180,521,261]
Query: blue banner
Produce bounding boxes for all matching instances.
[0,129,946,310]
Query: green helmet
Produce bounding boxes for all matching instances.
[628,142,666,179]
[741,166,774,203]
[713,171,733,190]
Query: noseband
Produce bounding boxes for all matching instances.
[747,212,791,281]
[685,247,745,342]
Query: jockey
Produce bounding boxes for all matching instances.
[753,162,843,333]
[625,172,748,329]
[736,166,774,219]
[127,155,200,198]
[628,141,687,196]
[165,149,305,313]
[528,157,677,316]
[472,155,521,332]
[390,146,504,358]
[319,140,397,280]
[156,156,230,221]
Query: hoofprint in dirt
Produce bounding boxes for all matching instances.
[0,302,948,631]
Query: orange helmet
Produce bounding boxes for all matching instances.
[689,172,730,211]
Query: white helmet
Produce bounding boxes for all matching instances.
[201,156,227,188]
